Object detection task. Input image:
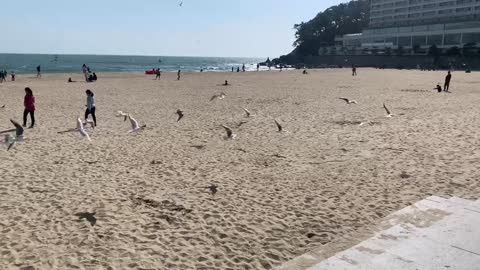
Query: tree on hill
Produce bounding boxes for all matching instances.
[292,0,370,57]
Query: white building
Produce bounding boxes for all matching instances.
[335,0,480,52]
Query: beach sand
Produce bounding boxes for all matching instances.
[0,69,479,269]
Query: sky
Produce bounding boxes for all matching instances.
[2,0,347,58]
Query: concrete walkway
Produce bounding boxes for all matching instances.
[279,196,480,270]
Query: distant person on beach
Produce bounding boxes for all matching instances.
[11,71,15,81]
[434,84,442,93]
[177,70,181,80]
[23,87,35,128]
[68,77,75,83]
[231,67,234,72]
[257,64,260,71]
[85,89,96,127]
[303,69,308,75]
[242,64,245,72]
[0,70,4,83]
[155,68,161,80]
[36,65,41,78]
[82,64,88,81]
[223,80,229,86]
[237,67,240,72]
[352,65,357,76]
[88,74,94,82]
[444,71,452,92]
[92,73,97,81]
[280,66,283,72]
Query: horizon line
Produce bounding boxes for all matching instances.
[0,52,270,59]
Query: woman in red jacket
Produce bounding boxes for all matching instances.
[23,87,35,128]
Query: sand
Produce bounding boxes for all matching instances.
[0,69,479,269]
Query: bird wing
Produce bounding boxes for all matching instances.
[383,103,391,115]
[128,115,140,129]
[274,120,282,131]
[222,125,233,137]
[10,119,24,137]
[77,118,84,130]
[339,98,349,103]
[7,140,16,151]
[242,107,251,116]
[210,94,218,101]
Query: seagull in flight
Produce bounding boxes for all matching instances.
[116,111,129,121]
[210,92,226,101]
[0,119,25,150]
[274,119,283,132]
[200,184,218,195]
[222,125,237,139]
[179,1,183,7]
[77,117,91,140]
[176,109,184,122]
[339,97,358,104]
[242,107,252,118]
[128,114,146,133]
[383,103,394,118]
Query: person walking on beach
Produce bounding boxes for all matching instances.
[352,65,357,76]
[242,64,246,72]
[85,89,96,127]
[257,64,260,72]
[36,65,41,78]
[0,70,4,83]
[444,71,452,92]
[155,68,161,80]
[23,87,35,128]
[231,67,234,72]
[11,71,15,81]
[177,70,181,81]
[82,64,89,82]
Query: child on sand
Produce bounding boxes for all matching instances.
[85,90,97,127]
[23,87,35,128]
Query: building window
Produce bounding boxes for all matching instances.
[398,36,412,46]
[444,34,462,45]
[427,35,443,45]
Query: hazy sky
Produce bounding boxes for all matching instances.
[2,0,346,58]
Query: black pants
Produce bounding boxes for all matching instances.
[23,110,35,127]
[85,107,97,126]
[444,82,450,91]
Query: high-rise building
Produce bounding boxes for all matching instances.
[335,0,480,52]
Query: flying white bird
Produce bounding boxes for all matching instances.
[128,114,146,133]
[210,92,226,101]
[116,111,129,121]
[242,107,252,118]
[77,117,91,140]
[222,125,237,139]
[383,103,394,117]
[339,97,358,104]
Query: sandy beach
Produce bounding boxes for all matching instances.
[1,69,480,269]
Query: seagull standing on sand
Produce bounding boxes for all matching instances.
[116,111,129,121]
[176,109,184,122]
[383,103,394,118]
[77,117,91,140]
[222,125,237,139]
[339,97,358,104]
[128,114,146,133]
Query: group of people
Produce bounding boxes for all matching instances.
[16,87,96,129]
[82,64,97,82]
[231,64,246,72]
[0,70,14,82]
[434,71,453,92]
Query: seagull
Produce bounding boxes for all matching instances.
[128,114,146,133]
[274,119,283,132]
[4,134,16,151]
[242,107,252,117]
[75,212,97,226]
[200,184,217,195]
[10,119,24,138]
[222,125,237,139]
[0,105,5,109]
[383,103,394,117]
[77,117,91,140]
[179,1,183,7]
[237,121,248,128]
[339,97,357,104]
[176,109,184,122]
[116,111,129,121]
[210,92,226,101]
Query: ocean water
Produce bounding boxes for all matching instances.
[0,54,265,74]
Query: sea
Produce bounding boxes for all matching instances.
[0,54,266,74]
